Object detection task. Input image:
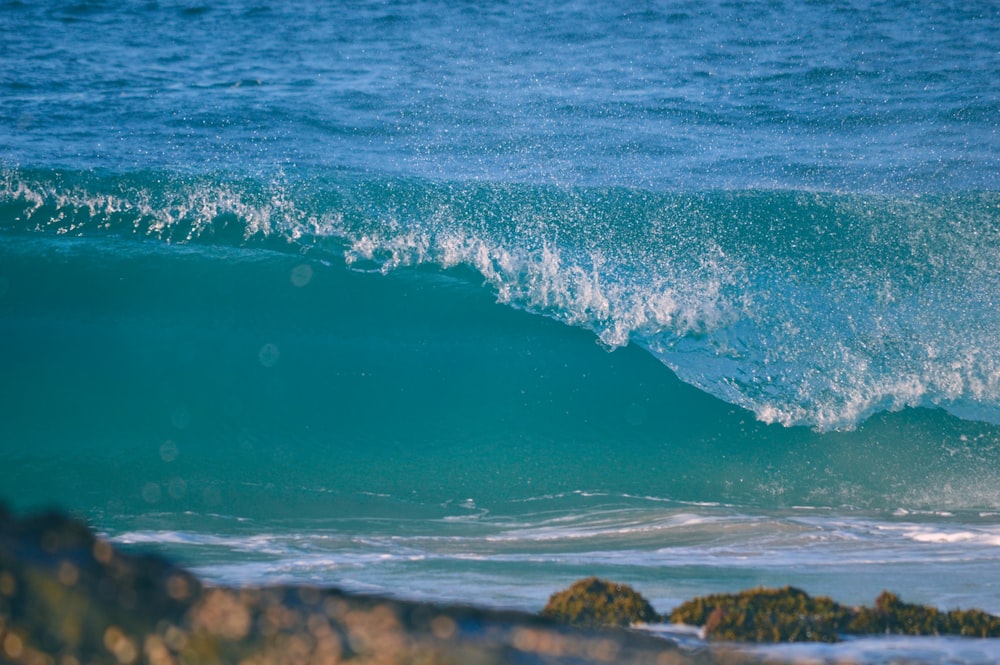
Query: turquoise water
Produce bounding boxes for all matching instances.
[2,2,1000,662]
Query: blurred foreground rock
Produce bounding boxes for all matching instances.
[0,506,754,665]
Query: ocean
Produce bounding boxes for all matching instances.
[2,1,999,662]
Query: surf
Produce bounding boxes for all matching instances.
[3,167,999,432]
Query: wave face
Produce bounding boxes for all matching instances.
[4,167,1000,519]
[4,169,999,432]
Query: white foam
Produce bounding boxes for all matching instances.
[0,169,338,246]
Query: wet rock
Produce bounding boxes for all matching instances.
[669,586,849,643]
[848,591,1000,638]
[541,577,662,628]
[669,586,1000,642]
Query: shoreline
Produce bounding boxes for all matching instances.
[4,506,1000,665]
[0,505,759,665]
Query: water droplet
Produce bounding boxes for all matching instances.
[258,343,280,367]
[168,477,187,499]
[141,482,162,504]
[290,263,314,287]
[160,440,179,462]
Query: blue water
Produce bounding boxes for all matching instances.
[2,2,1000,662]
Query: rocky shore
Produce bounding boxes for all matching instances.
[541,578,1000,642]
[4,506,1000,665]
[0,506,755,665]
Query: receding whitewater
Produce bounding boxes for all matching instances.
[2,1,1000,662]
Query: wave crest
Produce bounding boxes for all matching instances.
[3,167,999,431]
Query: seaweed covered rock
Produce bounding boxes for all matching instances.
[541,577,662,628]
[848,591,1000,638]
[943,607,1000,638]
[848,591,944,636]
[670,586,1000,643]
[669,586,851,643]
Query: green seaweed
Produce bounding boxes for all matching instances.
[541,577,662,628]
[544,578,1000,643]
[669,586,851,643]
[847,591,1000,638]
[670,586,1000,642]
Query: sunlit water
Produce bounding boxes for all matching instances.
[2,1,999,662]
